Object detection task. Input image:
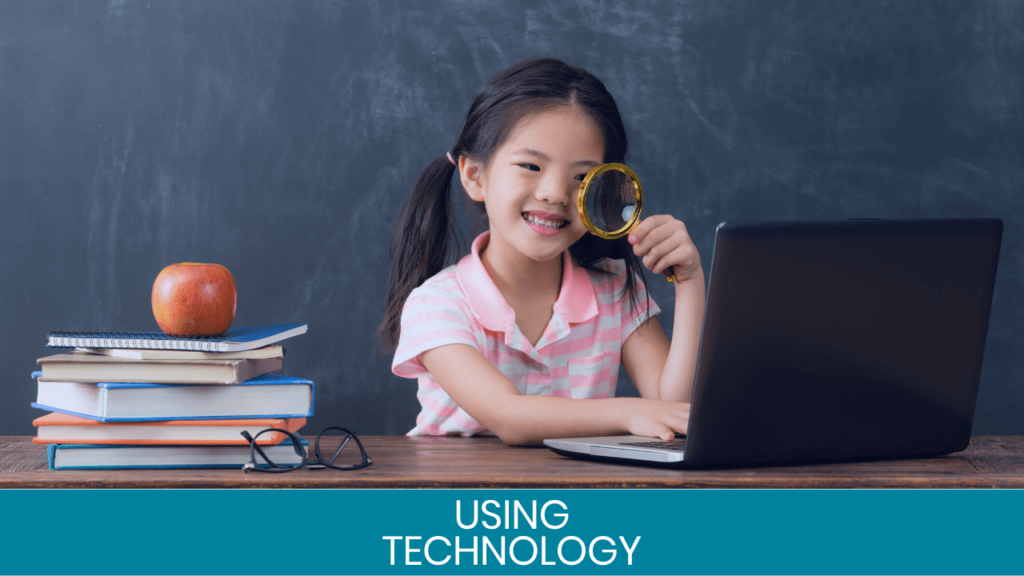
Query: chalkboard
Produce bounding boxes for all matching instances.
[1,0,1021,437]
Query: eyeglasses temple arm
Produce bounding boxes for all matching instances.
[323,434,352,466]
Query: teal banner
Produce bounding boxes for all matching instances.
[0,489,1020,574]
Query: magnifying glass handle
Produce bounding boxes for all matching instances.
[662,269,676,283]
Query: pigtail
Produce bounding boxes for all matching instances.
[378,156,461,352]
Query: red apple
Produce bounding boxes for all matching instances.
[152,263,237,336]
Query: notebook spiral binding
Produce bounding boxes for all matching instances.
[46,331,229,352]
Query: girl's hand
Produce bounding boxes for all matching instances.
[626,399,691,441]
[628,215,703,283]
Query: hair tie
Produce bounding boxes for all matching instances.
[447,151,457,166]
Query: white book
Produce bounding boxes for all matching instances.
[48,442,308,470]
[37,351,282,385]
[31,372,314,421]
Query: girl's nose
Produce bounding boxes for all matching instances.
[535,174,575,206]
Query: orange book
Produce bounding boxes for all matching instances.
[33,412,305,445]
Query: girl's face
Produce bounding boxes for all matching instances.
[460,106,605,265]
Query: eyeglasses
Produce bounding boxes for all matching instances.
[240,426,372,473]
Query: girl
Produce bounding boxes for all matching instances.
[380,57,704,446]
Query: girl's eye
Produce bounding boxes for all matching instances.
[517,163,540,172]
[573,174,586,181]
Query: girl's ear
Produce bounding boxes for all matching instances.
[459,156,486,202]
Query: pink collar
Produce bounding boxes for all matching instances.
[455,232,599,335]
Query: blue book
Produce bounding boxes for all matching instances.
[47,438,308,470]
[46,323,308,352]
[31,372,315,422]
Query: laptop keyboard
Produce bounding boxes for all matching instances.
[620,438,687,452]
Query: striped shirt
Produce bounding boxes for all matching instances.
[392,231,660,436]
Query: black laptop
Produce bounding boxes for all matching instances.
[544,218,1003,468]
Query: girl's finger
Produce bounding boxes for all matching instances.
[667,413,689,427]
[641,236,676,269]
[664,424,685,438]
[641,226,690,268]
[634,218,688,255]
[651,244,696,275]
[627,215,671,246]
[632,220,677,257]
[644,250,675,273]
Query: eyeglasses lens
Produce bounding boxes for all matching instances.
[315,429,367,469]
[250,429,305,472]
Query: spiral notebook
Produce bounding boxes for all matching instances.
[46,323,307,352]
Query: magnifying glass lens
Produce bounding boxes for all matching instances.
[586,169,638,234]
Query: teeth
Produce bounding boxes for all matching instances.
[524,214,564,230]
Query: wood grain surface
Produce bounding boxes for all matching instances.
[3,436,1024,489]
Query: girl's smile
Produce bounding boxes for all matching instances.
[522,210,570,236]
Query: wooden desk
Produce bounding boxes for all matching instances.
[2,435,1024,488]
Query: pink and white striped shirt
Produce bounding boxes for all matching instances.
[392,232,660,436]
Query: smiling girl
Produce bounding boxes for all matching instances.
[380,57,705,445]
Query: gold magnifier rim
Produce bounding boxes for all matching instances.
[577,162,644,240]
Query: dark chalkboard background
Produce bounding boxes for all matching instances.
[1,1,1021,436]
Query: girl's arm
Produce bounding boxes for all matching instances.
[621,216,706,403]
[420,344,691,445]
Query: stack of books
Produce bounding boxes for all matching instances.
[31,324,313,470]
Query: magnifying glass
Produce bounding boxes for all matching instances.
[577,163,676,282]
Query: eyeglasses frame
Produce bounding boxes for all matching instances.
[240,426,372,473]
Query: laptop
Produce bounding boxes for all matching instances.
[544,218,1003,468]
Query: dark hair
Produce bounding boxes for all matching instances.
[379,57,649,352]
